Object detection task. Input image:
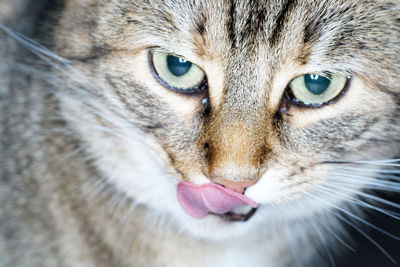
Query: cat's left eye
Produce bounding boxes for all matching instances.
[287,73,350,107]
[149,50,207,95]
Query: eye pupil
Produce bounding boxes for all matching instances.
[304,74,330,95]
[167,55,192,77]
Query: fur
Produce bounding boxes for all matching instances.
[1,0,399,266]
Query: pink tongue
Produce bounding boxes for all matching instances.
[177,181,258,218]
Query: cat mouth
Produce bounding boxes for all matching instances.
[212,207,258,222]
[177,181,259,221]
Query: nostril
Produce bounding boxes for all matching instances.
[215,182,249,194]
[203,142,209,150]
[212,177,257,194]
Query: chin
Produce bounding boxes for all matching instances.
[174,209,261,241]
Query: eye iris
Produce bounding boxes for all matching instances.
[167,55,192,77]
[304,74,330,95]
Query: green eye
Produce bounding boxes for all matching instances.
[150,51,206,94]
[288,73,348,106]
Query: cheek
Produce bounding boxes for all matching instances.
[244,159,314,205]
[244,142,337,205]
[245,167,291,204]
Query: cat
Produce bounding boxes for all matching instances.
[1,0,399,266]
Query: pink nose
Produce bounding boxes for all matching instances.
[212,177,258,194]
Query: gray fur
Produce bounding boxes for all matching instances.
[1,0,399,266]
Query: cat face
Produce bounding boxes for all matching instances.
[54,0,400,240]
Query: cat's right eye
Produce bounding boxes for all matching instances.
[149,50,207,95]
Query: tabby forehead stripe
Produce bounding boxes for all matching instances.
[268,0,298,47]
[194,10,207,37]
[241,2,267,43]
[228,0,237,49]
[303,10,327,44]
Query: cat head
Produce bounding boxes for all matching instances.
[51,0,400,240]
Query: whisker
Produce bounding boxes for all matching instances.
[6,35,109,112]
[13,64,144,149]
[301,189,398,264]
[315,217,356,252]
[84,178,110,201]
[3,30,89,97]
[335,213,397,264]
[356,163,400,168]
[300,189,400,241]
[377,173,400,180]
[322,158,400,165]
[2,28,136,139]
[15,63,107,108]
[354,159,400,164]
[329,172,400,191]
[3,27,167,172]
[330,182,400,193]
[120,201,140,226]
[329,179,400,192]
[333,166,400,174]
[316,185,400,221]
[0,25,70,64]
[312,220,336,267]
[325,183,400,211]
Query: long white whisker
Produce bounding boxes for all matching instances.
[316,185,400,220]
[325,183,400,211]
[329,180,400,193]
[335,213,397,264]
[357,163,400,167]
[299,189,400,241]
[0,25,70,64]
[324,159,400,165]
[330,178,400,190]
[4,33,107,109]
[349,184,400,192]
[329,172,400,191]
[312,220,336,267]
[13,64,143,148]
[354,159,400,164]
[314,217,356,252]
[3,27,167,174]
[375,174,400,181]
[301,189,397,264]
[334,166,400,174]
[15,63,107,108]
[2,28,136,142]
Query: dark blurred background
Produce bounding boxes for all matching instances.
[325,191,400,267]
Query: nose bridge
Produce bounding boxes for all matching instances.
[205,109,267,182]
[203,53,271,184]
